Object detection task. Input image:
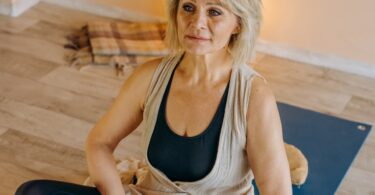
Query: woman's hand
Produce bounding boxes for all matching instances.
[246,76,292,195]
[85,143,127,195]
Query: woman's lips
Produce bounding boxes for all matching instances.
[185,35,210,41]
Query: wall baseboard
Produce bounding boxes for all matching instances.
[256,39,375,79]
[0,0,40,17]
[42,0,166,23]
[0,1,12,16]
[13,0,40,17]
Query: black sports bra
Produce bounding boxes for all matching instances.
[147,61,230,182]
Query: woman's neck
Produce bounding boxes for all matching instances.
[177,49,233,86]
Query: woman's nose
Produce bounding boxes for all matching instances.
[190,11,207,29]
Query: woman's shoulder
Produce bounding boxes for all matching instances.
[133,53,182,78]
[237,64,272,108]
[238,64,268,84]
[246,66,275,118]
[245,65,270,98]
[134,57,164,76]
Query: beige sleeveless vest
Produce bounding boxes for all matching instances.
[127,51,265,195]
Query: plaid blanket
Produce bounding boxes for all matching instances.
[64,21,170,76]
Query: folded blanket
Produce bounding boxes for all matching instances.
[64,21,169,76]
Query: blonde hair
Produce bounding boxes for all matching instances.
[164,0,263,67]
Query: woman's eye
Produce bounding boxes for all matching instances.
[208,9,222,16]
[182,4,194,12]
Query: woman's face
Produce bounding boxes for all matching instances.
[176,0,240,55]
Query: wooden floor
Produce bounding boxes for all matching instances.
[0,2,374,195]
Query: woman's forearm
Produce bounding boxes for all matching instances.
[85,143,126,195]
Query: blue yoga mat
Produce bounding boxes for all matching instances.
[252,101,372,195]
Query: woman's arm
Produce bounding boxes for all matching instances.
[246,76,292,195]
[85,58,161,195]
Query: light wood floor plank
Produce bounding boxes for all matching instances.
[79,64,135,80]
[0,71,112,123]
[39,66,124,100]
[254,55,375,101]
[0,129,88,195]
[253,55,353,115]
[0,49,59,80]
[0,97,93,150]
[0,15,39,34]
[0,126,8,136]
[0,31,66,65]
[341,95,375,125]
[0,96,143,165]
[337,167,375,195]
[351,138,375,172]
[17,19,73,47]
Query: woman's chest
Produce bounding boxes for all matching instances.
[164,86,228,137]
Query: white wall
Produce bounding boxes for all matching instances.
[43,0,166,22]
[99,0,166,19]
[258,0,375,77]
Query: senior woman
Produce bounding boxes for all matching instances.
[15,0,291,194]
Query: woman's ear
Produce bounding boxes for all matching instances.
[232,25,240,35]
[232,18,241,35]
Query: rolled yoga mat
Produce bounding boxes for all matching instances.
[252,101,372,195]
